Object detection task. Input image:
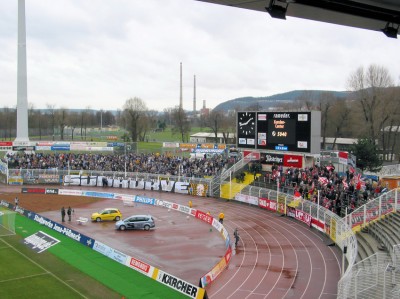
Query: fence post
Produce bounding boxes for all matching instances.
[383,265,387,299]
[354,270,358,299]
[363,205,367,228]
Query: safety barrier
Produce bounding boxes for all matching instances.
[336,188,400,298]
[343,189,399,232]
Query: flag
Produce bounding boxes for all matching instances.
[318,177,329,186]
[349,166,355,174]
[326,165,335,172]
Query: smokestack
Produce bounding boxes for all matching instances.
[15,0,30,143]
[193,75,196,113]
[179,62,182,109]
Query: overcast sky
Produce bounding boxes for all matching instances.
[0,0,399,112]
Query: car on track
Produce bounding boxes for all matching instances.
[115,215,155,231]
[91,208,122,222]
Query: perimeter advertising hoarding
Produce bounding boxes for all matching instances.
[237,111,321,154]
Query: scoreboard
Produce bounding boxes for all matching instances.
[237,111,321,154]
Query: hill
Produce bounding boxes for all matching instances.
[213,90,350,111]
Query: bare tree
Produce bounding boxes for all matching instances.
[46,104,56,140]
[347,64,394,142]
[319,92,334,149]
[68,111,80,140]
[56,108,68,140]
[294,91,318,110]
[379,87,400,161]
[206,110,223,143]
[326,99,351,149]
[122,97,148,142]
[220,110,236,144]
[171,107,190,142]
[0,106,16,140]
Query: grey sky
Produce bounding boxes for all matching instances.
[0,0,399,112]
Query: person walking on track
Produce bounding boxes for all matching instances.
[218,212,224,224]
[61,207,66,222]
[234,228,240,247]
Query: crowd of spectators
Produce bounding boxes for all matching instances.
[5,152,389,217]
[5,152,238,178]
[264,163,387,216]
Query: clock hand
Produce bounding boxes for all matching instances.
[239,117,253,126]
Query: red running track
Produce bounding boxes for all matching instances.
[5,186,342,299]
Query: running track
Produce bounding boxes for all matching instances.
[5,186,342,299]
[151,191,341,299]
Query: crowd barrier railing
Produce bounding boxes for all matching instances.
[343,188,399,232]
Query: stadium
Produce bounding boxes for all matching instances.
[1,1,400,298]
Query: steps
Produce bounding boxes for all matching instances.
[355,230,384,264]
[355,212,400,265]
[361,211,400,263]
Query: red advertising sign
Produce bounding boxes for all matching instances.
[0,141,12,146]
[295,210,312,227]
[195,210,213,225]
[283,154,303,168]
[258,198,277,212]
[129,257,150,273]
[243,150,260,160]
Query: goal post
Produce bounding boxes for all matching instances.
[0,209,16,236]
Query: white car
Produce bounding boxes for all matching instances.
[115,215,155,231]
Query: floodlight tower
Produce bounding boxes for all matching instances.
[14,0,30,143]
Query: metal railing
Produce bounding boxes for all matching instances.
[235,182,358,299]
[338,189,400,298]
[343,189,399,231]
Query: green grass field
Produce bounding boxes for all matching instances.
[0,213,189,299]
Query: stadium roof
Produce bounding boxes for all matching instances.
[197,0,400,38]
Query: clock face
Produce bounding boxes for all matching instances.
[238,112,255,136]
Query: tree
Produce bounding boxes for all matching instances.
[325,98,352,149]
[56,108,68,140]
[171,107,190,142]
[0,106,16,140]
[206,110,223,143]
[122,97,148,142]
[294,90,319,110]
[351,138,382,172]
[346,64,394,142]
[319,92,334,149]
[68,111,80,140]
[221,110,236,144]
[46,104,56,140]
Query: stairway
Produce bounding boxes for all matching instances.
[358,212,400,263]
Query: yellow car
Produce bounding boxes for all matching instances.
[91,208,122,222]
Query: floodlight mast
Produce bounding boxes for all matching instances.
[15,0,30,143]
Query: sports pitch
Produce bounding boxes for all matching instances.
[0,213,188,299]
